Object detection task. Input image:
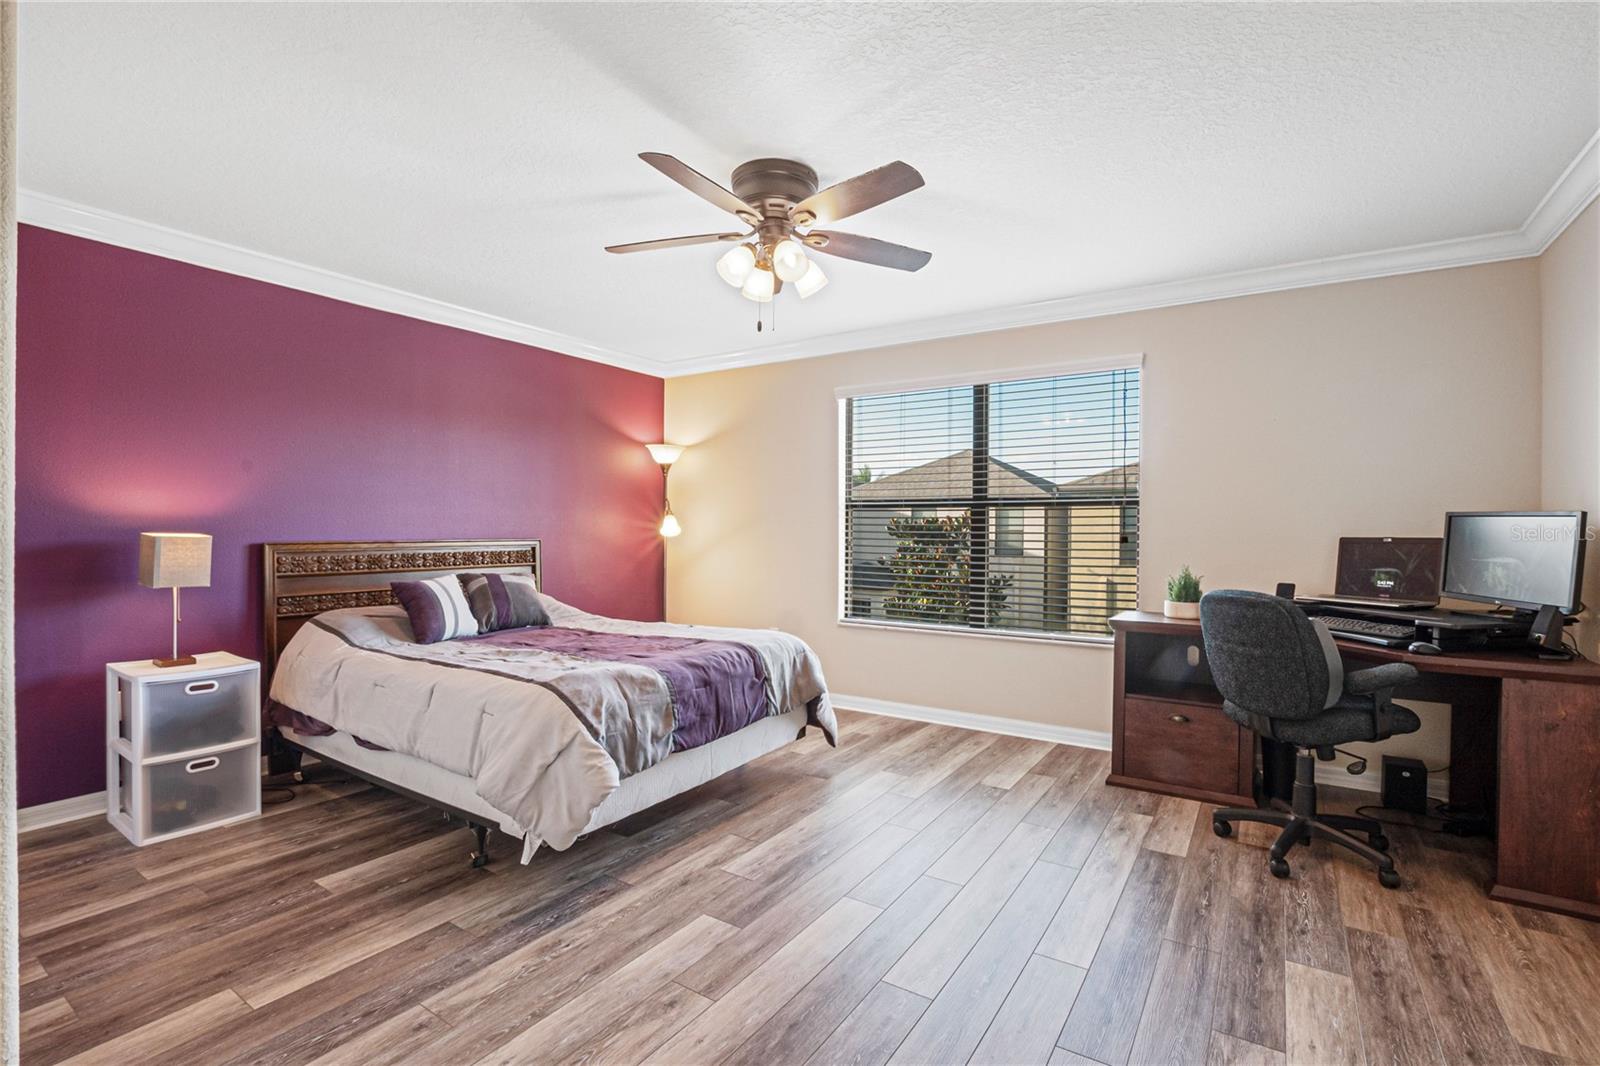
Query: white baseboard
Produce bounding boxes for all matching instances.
[18,791,105,833]
[835,694,1447,800]
[834,694,1112,751]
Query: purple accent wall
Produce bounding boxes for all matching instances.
[16,225,666,807]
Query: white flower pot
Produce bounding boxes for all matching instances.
[1163,599,1200,619]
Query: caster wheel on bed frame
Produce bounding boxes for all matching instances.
[468,822,491,869]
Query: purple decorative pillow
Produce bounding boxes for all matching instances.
[391,576,478,643]
[459,572,550,633]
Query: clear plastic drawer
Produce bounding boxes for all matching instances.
[143,745,257,838]
[141,671,256,757]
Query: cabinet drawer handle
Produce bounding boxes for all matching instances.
[1169,714,1190,724]
[184,680,219,695]
[185,757,220,774]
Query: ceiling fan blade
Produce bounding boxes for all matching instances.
[605,232,745,254]
[639,153,761,224]
[791,161,924,226]
[807,231,932,272]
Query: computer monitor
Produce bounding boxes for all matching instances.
[1441,511,1588,613]
[1334,537,1442,603]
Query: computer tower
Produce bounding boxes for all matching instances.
[1381,755,1429,815]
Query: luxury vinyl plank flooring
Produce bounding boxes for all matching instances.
[19,717,1600,1066]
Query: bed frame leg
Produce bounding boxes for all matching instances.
[469,822,491,868]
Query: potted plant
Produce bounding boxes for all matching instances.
[1164,565,1202,619]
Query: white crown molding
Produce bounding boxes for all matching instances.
[18,790,105,832]
[17,190,671,378]
[19,129,1597,380]
[838,695,1445,799]
[1522,129,1600,255]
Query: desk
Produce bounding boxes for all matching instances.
[1109,610,1600,921]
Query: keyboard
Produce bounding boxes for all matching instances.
[1313,615,1415,646]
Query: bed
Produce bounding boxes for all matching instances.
[261,539,835,865]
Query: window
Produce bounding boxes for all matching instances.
[842,366,1140,639]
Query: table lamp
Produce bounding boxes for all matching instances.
[139,532,212,667]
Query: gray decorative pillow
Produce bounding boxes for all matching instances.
[391,576,477,643]
[459,572,550,633]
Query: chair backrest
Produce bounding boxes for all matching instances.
[1199,589,1340,722]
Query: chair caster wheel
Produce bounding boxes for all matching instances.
[1378,868,1401,889]
[1269,857,1290,879]
[1212,819,1232,838]
[1369,833,1390,853]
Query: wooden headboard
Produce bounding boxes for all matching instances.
[261,539,540,682]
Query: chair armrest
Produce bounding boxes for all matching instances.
[1344,662,1419,695]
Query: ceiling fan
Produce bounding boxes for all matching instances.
[605,153,930,308]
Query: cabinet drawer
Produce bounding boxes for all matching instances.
[1122,697,1242,795]
[143,745,258,839]
[141,670,257,757]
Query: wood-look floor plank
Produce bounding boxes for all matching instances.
[1282,842,1352,975]
[725,875,959,1066]
[980,738,1055,789]
[882,820,1056,998]
[804,982,929,1066]
[1399,902,1527,1066]
[1346,927,1447,1066]
[1284,960,1364,1066]
[473,913,737,1065]
[925,773,1053,884]
[721,770,905,881]
[644,897,881,1064]
[1211,846,1288,1052]
[969,953,1087,1066]
[1143,795,1201,857]
[1209,1030,1289,1066]
[59,989,251,1066]
[1126,938,1221,1066]
[19,956,47,984]
[303,1004,452,1066]
[890,859,1080,1065]
[891,735,1050,832]
[891,727,999,798]
[1036,809,1153,967]
[19,997,76,1050]
[1039,775,1129,869]
[1056,849,1184,1066]
[561,979,712,1065]
[1021,747,1102,831]
[850,784,1004,908]
[678,822,915,998]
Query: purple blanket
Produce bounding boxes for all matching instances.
[472,626,769,751]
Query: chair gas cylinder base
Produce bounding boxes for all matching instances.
[1211,747,1400,888]
[1199,589,1421,890]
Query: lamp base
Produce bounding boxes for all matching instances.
[152,655,198,669]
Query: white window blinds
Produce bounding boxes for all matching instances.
[843,367,1140,638]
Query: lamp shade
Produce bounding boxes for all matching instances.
[138,533,212,589]
[645,443,684,466]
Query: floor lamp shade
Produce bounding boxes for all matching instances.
[139,533,212,589]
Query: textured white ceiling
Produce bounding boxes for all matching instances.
[18,2,1599,369]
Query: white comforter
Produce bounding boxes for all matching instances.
[268,596,834,858]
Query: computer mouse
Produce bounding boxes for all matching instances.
[1407,641,1443,655]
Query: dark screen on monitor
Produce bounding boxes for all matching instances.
[1334,538,1442,601]
[1442,513,1584,611]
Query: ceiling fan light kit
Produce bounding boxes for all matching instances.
[606,152,929,324]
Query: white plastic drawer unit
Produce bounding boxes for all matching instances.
[106,652,261,846]
[127,670,256,757]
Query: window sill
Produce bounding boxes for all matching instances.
[836,617,1114,648]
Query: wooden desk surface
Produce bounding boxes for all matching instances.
[1111,610,1600,685]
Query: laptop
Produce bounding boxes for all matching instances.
[1299,536,1443,610]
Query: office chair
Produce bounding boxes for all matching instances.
[1199,589,1421,887]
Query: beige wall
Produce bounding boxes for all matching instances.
[1540,202,1600,659]
[665,258,1545,772]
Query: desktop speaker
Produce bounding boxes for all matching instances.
[1380,755,1429,816]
